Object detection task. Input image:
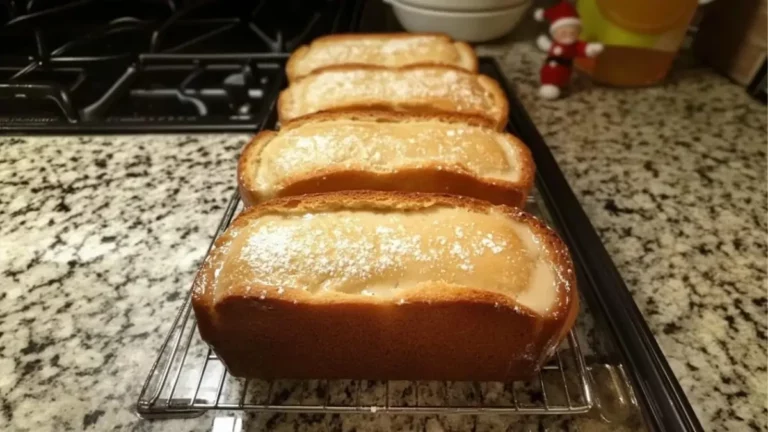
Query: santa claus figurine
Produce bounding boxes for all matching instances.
[534,1,603,99]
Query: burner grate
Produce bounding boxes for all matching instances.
[99,54,284,126]
[0,0,363,131]
[0,54,286,131]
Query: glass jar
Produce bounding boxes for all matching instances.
[575,0,700,87]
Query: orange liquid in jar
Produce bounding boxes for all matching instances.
[576,0,698,87]
[575,46,677,87]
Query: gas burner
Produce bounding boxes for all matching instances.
[3,0,175,57]
[250,0,340,53]
[102,55,283,125]
[0,58,132,122]
[0,0,363,131]
[149,0,352,54]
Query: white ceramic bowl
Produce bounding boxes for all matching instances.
[385,0,531,43]
[397,0,528,12]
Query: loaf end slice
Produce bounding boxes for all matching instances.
[192,191,578,381]
[286,32,478,82]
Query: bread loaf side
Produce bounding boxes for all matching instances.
[192,192,578,381]
[238,111,534,207]
[286,33,478,82]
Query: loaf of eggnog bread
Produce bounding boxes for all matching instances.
[286,33,478,82]
[238,111,534,207]
[192,192,578,381]
[277,65,509,129]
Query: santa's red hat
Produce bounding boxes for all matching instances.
[534,2,580,33]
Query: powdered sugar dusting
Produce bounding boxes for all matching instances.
[296,35,464,78]
[290,67,497,121]
[224,207,554,312]
[254,120,518,195]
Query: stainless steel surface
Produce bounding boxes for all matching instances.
[135,192,595,420]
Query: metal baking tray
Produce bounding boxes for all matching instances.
[135,58,704,431]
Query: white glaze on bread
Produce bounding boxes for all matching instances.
[192,192,578,381]
[238,111,533,207]
[278,65,509,129]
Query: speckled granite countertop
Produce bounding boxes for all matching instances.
[1,42,765,431]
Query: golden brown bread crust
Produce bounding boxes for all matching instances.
[237,110,534,207]
[285,32,479,82]
[280,108,497,131]
[277,64,510,130]
[454,40,478,72]
[285,44,310,82]
[192,192,579,381]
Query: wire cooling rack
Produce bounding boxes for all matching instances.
[136,191,594,419]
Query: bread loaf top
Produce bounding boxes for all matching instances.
[278,65,509,129]
[238,111,533,203]
[286,33,478,82]
[192,192,576,320]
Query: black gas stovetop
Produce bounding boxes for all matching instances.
[0,0,364,132]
